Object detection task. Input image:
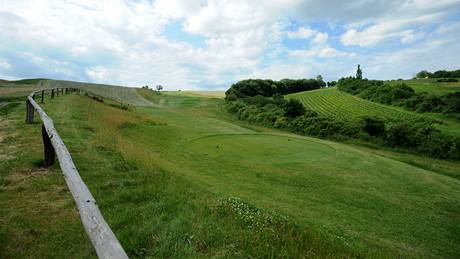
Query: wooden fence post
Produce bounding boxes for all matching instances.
[41,90,44,103]
[62,88,64,95]
[42,124,55,166]
[25,99,34,124]
[51,89,54,98]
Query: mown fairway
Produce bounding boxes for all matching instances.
[288,87,460,137]
[1,86,460,258]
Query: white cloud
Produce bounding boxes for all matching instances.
[0,0,459,89]
[289,47,354,59]
[0,58,11,70]
[287,26,316,39]
[313,32,329,44]
[339,4,455,47]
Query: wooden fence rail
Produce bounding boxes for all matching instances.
[26,88,128,259]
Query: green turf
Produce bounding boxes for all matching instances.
[385,78,460,95]
[288,87,460,137]
[1,88,460,258]
[189,134,335,164]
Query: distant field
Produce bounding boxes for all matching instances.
[43,80,152,106]
[385,78,460,95]
[182,91,225,98]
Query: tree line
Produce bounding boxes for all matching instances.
[225,78,326,101]
[415,69,460,79]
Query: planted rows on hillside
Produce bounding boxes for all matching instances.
[289,88,426,122]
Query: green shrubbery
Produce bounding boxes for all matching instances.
[225,93,459,160]
[416,69,460,79]
[225,78,325,101]
[337,77,460,116]
[437,78,458,82]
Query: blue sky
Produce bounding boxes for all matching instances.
[1,0,460,90]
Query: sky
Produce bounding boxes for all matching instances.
[1,0,460,90]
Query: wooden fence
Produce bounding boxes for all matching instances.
[26,88,128,259]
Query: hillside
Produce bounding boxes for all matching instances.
[43,80,152,106]
[288,88,425,122]
[288,87,460,137]
[385,78,460,95]
[1,81,460,258]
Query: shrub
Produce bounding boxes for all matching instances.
[361,116,385,136]
[283,99,306,118]
[437,78,458,82]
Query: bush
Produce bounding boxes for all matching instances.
[415,69,460,78]
[361,116,385,136]
[437,78,458,82]
[283,99,305,118]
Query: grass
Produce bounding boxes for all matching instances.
[181,91,225,98]
[0,91,95,258]
[385,78,460,95]
[288,87,460,137]
[1,86,460,258]
[43,79,152,106]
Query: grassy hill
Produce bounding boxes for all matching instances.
[385,78,460,95]
[288,87,460,137]
[43,80,152,106]
[1,84,460,258]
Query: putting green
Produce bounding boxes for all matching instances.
[188,134,335,164]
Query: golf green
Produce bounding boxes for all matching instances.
[188,134,336,165]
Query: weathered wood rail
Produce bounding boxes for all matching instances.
[26,88,128,259]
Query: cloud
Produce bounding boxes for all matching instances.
[338,0,460,47]
[0,0,459,89]
[313,32,329,44]
[289,47,354,59]
[287,26,316,39]
[0,58,11,70]
[340,14,441,47]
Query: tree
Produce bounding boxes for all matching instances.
[415,70,432,79]
[327,81,337,88]
[316,75,323,82]
[283,99,306,117]
[361,116,385,136]
[356,64,363,80]
[316,75,326,88]
[156,85,163,91]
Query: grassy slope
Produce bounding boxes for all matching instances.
[288,88,460,137]
[0,89,95,258]
[43,79,152,106]
[385,78,460,95]
[1,87,460,258]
